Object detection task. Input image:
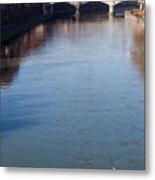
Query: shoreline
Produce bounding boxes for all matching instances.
[1,13,56,43]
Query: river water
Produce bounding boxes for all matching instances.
[0,14,144,169]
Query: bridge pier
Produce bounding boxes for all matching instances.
[109,4,114,15]
[104,1,121,15]
[75,3,80,17]
[43,4,47,15]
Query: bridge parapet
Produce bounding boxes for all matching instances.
[102,0,122,5]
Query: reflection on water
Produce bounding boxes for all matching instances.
[0,14,144,169]
[129,18,144,77]
[0,24,52,86]
[0,16,144,87]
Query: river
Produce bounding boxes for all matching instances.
[0,14,144,169]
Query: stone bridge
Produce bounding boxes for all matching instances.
[68,1,122,14]
[47,0,138,15]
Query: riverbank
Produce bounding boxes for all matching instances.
[1,3,76,43]
[131,9,145,18]
[125,9,145,19]
[1,13,56,43]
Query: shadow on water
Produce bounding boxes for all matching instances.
[0,120,38,133]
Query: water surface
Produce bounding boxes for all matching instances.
[0,14,144,169]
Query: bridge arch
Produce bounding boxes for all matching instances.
[53,2,76,15]
[79,2,109,14]
[114,1,138,15]
[51,1,139,16]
